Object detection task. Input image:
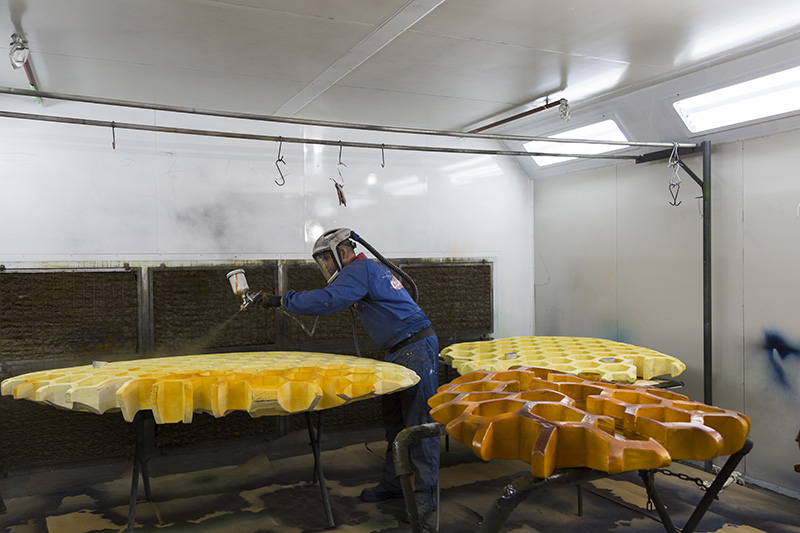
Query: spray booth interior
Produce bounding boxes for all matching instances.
[1,1,800,531]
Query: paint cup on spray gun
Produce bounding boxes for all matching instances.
[227,269,252,310]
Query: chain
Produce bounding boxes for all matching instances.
[655,468,708,490]
[644,468,711,511]
[648,467,745,510]
[642,471,657,512]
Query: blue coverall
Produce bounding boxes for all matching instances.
[282,253,440,505]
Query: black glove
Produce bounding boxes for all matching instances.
[251,291,282,308]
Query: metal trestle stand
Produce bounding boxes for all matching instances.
[128,411,160,532]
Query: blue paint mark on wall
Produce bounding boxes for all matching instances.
[763,330,800,389]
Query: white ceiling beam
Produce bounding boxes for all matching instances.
[275,0,445,117]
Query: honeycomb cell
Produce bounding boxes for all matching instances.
[2,351,420,423]
[515,390,569,403]
[430,366,750,478]
[462,392,510,403]
[528,402,586,422]
[607,390,665,405]
[453,381,504,394]
[471,398,529,418]
[441,336,685,383]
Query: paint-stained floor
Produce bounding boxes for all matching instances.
[1,423,799,532]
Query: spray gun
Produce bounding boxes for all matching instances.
[227,269,259,310]
[227,267,321,336]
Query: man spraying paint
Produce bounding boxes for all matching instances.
[250,228,440,521]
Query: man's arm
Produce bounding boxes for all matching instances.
[283,263,369,315]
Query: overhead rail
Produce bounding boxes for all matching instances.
[0,86,697,152]
[0,109,643,160]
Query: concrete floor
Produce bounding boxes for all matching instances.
[1,422,799,533]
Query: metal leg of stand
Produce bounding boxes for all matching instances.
[277,415,288,438]
[640,437,754,533]
[477,468,608,533]
[128,451,141,532]
[639,470,678,533]
[311,413,324,484]
[128,411,156,532]
[681,437,754,533]
[0,487,6,513]
[305,411,334,528]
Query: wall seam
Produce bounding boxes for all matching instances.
[739,141,747,421]
[530,175,536,335]
[615,164,620,341]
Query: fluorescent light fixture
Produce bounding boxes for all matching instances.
[673,65,800,133]
[524,119,628,167]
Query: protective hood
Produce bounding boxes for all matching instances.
[312,228,356,283]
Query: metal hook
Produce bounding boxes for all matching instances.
[669,181,682,206]
[111,121,116,150]
[333,141,346,187]
[696,196,703,218]
[330,143,346,206]
[275,137,286,186]
[668,142,680,167]
[667,142,682,206]
[330,153,345,188]
[381,143,385,168]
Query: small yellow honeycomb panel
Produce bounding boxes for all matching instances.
[429,366,750,479]
[1,352,420,424]
[441,336,686,383]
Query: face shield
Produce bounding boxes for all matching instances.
[312,228,355,283]
[312,249,340,283]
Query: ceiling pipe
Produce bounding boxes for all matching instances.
[0,86,695,150]
[469,98,568,133]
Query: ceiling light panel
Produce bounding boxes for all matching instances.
[524,119,629,167]
[673,65,800,133]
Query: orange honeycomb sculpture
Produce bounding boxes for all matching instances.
[441,336,686,383]
[429,366,750,479]
[1,352,420,424]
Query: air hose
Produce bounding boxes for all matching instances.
[350,231,419,302]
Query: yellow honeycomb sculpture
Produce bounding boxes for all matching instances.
[429,366,750,479]
[1,352,420,424]
[441,336,686,383]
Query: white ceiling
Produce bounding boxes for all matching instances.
[2,0,800,139]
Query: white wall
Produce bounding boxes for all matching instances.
[0,97,534,338]
[534,130,800,496]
